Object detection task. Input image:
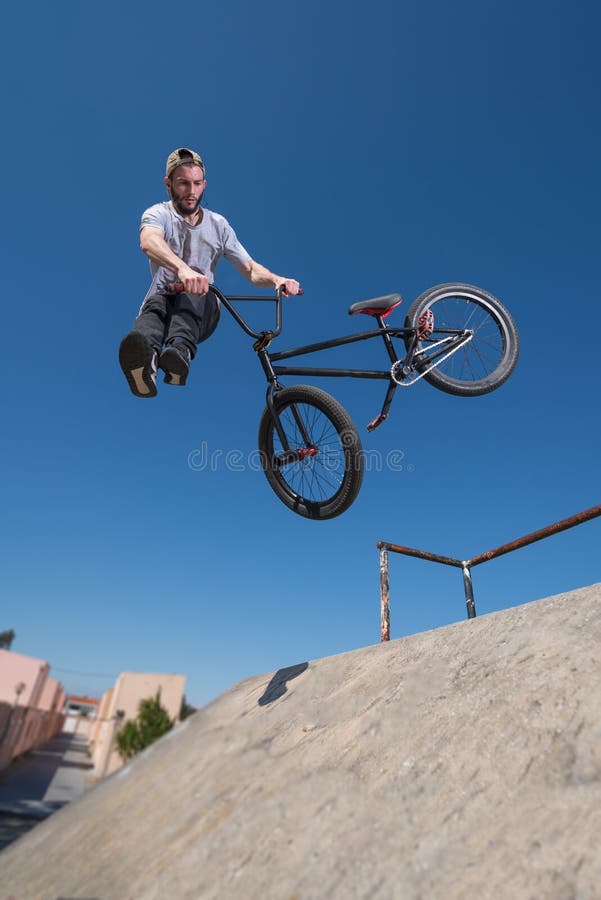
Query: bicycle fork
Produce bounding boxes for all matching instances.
[257,345,316,468]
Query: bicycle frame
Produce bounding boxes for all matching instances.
[209,285,474,437]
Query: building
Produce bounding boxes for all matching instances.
[63,695,100,736]
[0,649,66,770]
[90,671,186,778]
[0,649,50,708]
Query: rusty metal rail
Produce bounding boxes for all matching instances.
[377,503,601,642]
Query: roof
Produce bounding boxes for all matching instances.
[66,695,99,706]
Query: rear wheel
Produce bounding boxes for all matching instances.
[258,385,363,520]
[404,283,519,396]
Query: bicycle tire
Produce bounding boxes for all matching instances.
[403,283,519,397]
[258,385,364,520]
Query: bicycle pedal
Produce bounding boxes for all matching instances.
[367,413,388,431]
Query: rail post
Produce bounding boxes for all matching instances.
[462,564,477,619]
[379,545,390,642]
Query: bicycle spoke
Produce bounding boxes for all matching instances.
[272,400,349,505]
[426,294,505,384]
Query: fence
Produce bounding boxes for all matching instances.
[0,703,65,771]
[377,503,601,642]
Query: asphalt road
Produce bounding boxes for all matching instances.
[0,731,92,851]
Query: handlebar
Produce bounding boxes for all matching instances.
[163,282,302,342]
[166,281,302,299]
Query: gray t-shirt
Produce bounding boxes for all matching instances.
[140,201,252,299]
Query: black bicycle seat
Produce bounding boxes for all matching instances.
[348,294,402,318]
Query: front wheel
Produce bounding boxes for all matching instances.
[404,283,519,396]
[258,385,364,520]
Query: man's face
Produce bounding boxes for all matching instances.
[165,164,206,216]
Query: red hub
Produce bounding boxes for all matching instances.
[297,446,318,460]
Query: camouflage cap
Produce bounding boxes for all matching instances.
[165,147,205,178]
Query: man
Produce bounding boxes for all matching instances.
[119,147,301,397]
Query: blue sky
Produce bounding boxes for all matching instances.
[1,0,600,707]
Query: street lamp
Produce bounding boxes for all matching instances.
[14,682,26,704]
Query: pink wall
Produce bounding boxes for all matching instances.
[0,649,49,708]
[0,650,66,770]
[0,702,66,770]
[38,677,65,712]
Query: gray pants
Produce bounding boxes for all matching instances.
[133,290,220,359]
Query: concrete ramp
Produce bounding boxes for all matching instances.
[2,584,601,899]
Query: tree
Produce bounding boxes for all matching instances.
[115,690,175,762]
[114,719,144,760]
[179,695,196,721]
[0,629,15,650]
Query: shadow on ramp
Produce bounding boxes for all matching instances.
[258,663,308,706]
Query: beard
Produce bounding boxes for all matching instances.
[170,187,203,217]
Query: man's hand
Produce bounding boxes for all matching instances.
[275,278,302,296]
[243,260,302,295]
[176,264,210,295]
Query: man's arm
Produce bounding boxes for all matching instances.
[240,258,301,296]
[140,225,209,295]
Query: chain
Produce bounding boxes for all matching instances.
[390,332,473,387]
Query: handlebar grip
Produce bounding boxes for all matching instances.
[278,285,304,297]
[167,266,211,293]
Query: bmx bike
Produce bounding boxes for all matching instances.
[176,281,519,520]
